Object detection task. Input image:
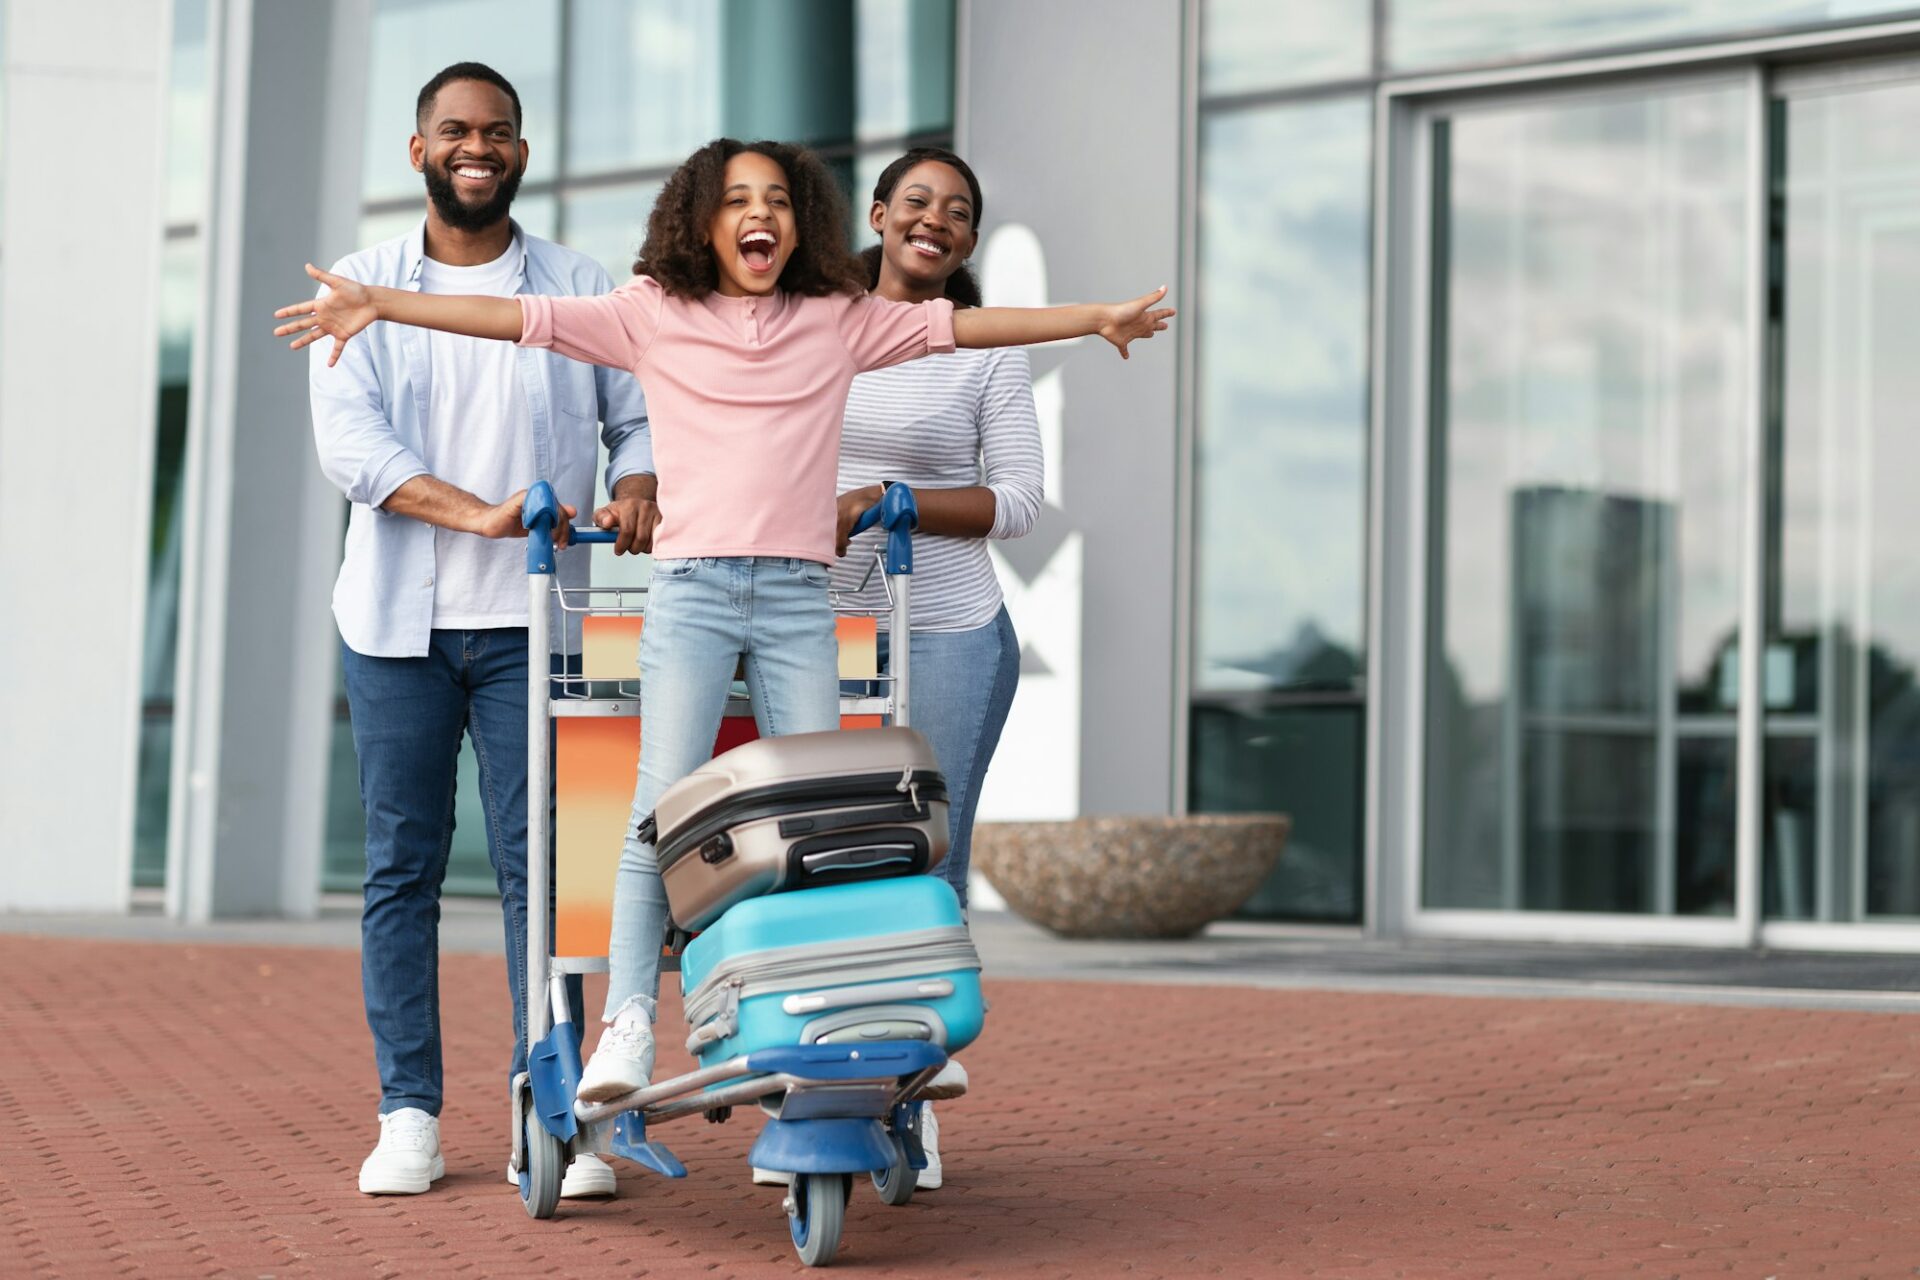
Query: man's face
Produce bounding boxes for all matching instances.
[410,78,527,232]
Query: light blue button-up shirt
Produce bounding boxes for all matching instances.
[310,219,652,657]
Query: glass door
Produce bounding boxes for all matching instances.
[1768,60,1920,926]
[1418,76,1755,923]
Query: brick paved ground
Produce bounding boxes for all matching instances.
[4,935,1920,1277]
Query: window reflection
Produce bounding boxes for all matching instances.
[1200,0,1370,95]
[561,182,662,281]
[1422,84,1750,916]
[567,0,721,176]
[1773,75,1920,921]
[1391,0,1916,71]
[1192,703,1363,923]
[361,0,560,203]
[166,0,210,226]
[855,0,954,141]
[1193,98,1370,694]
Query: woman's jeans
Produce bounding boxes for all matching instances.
[877,606,1021,908]
[340,629,584,1118]
[604,557,841,1021]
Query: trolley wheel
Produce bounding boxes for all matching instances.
[787,1172,850,1267]
[518,1094,565,1220]
[871,1131,916,1206]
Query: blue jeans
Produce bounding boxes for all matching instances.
[604,557,841,1019]
[877,607,1020,908]
[340,629,584,1117]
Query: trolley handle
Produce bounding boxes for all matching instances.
[522,480,617,573]
[849,483,919,576]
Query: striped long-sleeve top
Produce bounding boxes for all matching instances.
[830,346,1044,632]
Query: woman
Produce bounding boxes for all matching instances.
[831,147,1044,1191]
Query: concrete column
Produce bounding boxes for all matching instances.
[0,1,172,911]
[960,0,1184,817]
[166,0,370,920]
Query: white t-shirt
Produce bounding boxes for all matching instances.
[419,247,534,629]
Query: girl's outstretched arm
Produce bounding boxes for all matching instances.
[952,286,1175,360]
[274,263,523,367]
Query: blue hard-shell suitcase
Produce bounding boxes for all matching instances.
[678,877,984,1068]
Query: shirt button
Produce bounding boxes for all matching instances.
[423,576,434,587]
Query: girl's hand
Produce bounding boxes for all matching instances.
[273,263,380,367]
[1097,286,1176,360]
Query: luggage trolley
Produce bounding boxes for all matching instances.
[510,480,944,1267]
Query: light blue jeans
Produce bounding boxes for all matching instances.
[877,606,1021,909]
[603,556,841,1020]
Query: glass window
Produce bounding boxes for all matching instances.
[1192,98,1371,695]
[1421,83,1751,915]
[856,0,954,141]
[133,237,203,888]
[362,0,560,203]
[1192,702,1364,922]
[1771,70,1920,921]
[166,0,211,226]
[1391,1,1920,72]
[1201,0,1371,96]
[561,182,662,281]
[567,0,721,176]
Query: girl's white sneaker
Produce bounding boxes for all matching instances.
[577,999,657,1103]
[917,1104,943,1190]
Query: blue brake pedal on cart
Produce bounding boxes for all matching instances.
[612,1111,688,1179]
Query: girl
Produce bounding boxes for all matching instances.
[827,147,1034,1188]
[276,138,1173,1107]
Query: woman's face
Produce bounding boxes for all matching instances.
[869,161,978,293]
[707,150,799,297]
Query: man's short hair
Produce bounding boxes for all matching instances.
[415,61,522,135]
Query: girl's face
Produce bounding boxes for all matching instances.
[707,151,799,297]
[869,161,978,293]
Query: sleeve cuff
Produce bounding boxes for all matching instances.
[517,293,553,348]
[926,297,957,354]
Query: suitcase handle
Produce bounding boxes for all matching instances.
[782,978,956,1017]
[786,827,934,882]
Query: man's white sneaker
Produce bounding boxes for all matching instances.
[577,998,656,1104]
[359,1108,444,1195]
[505,1153,618,1198]
[918,1058,969,1100]
[917,1104,943,1190]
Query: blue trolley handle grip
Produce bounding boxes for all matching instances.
[522,480,619,573]
[849,483,918,575]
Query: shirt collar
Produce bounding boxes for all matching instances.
[402,216,530,290]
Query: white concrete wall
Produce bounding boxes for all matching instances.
[167,0,368,920]
[0,1,172,911]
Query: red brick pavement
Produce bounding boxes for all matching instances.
[4,935,1920,1277]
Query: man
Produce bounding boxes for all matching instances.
[308,62,658,1198]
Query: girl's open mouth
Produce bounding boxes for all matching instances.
[739,229,778,272]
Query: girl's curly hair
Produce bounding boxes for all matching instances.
[633,139,868,299]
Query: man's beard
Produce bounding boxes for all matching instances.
[423,157,523,232]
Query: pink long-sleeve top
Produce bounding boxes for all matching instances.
[518,275,956,564]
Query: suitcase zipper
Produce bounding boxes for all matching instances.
[645,769,950,864]
[682,926,979,1036]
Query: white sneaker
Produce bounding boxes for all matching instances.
[751,1166,791,1186]
[505,1153,618,1198]
[918,1104,943,1190]
[359,1108,444,1195]
[918,1058,969,1100]
[577,998,656,1104]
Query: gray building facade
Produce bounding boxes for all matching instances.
[10,0,1920,955]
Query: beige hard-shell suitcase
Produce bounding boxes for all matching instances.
[642,726,950,931]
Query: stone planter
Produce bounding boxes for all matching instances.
[973,814,1291,939]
